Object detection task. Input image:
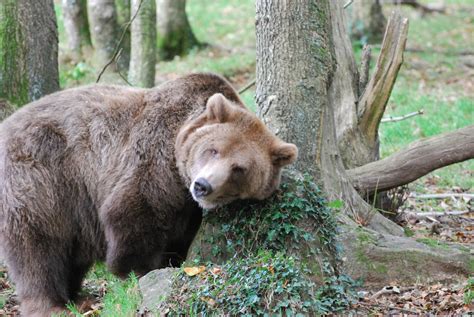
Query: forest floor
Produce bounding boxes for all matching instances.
[1,0,473,315]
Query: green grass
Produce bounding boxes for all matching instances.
[66,264,141,317]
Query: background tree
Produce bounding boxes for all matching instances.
[88,0,123,70]
[61,0,92,61]
[156,0,199,60]
[128,0,156,87]
[0,0,59,106]
[349,0,387,44]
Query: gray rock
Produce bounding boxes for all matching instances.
[138,267,178,315]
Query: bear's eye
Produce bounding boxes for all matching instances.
[232,165,246,175]
[208,148,218,156]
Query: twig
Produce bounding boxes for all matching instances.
[343,0,354,9]
[381,109,423,123]
[410,193,474,200]
[96,0,145,83]
[238,79,256,94]
[414,210,470,217]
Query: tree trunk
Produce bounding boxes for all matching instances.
[0,0,59,106]
[349,0,386,44]
[156,0,199,60]
[115,0,131,70]
[128,0,156,87]
[87,0,121,70]
[61,0,92,61]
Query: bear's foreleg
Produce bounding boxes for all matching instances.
[100,188,169,277]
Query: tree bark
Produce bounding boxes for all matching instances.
[128,0,156,87]
[88,0,121,70]
[156,0,199,60]
[0,0,59,106]
[349,125,474,196]
[61,0,92,61]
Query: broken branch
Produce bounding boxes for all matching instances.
[348,125,474,195]
[358,11,409,143]
[381,109,423,123]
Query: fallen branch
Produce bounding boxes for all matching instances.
[358,11,409,143]
[348,125,474,195]
[410,193,474,200]
[381,109,423,123]
[413,210,471,217]
[384,0,446,14]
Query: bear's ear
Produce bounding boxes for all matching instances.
[271,143,298,167]
[206,93,234,123]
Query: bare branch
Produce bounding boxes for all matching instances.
[238,78,256,95]
[348,125,474,195]
[343,0,354,9]
[381,109,423,123]
[358,11,409,143]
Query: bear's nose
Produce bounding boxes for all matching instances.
[193,178,213,197]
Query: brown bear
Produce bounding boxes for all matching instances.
[0,73,297,316]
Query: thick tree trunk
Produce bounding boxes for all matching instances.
[61,0,92,61]
[128,0,156,87]
[349,0,387,44]
[254,0,470,286]
[0,0,59,106]
[156,0,199,60]
[115,0,131,71]
[349,125,474,195]
[88,0,121,70]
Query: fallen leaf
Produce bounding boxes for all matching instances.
[184,266,206,276]
[210,267,222,275]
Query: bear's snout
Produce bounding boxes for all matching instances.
[192,177,213,198]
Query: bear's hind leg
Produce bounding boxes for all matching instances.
[5,241,75,317]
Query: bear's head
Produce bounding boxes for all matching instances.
[176,93,298,209]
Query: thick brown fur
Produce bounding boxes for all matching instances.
[0,73,297,316]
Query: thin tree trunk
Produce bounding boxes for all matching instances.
[128,0,156,87]
[0,0,59,106]
[156,0,199,60]
[115,0,131,70]
[62,0,92,61]
[88,0,120,70]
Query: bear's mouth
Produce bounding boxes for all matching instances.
[190,192,240,209]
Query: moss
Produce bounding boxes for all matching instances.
[416,238,450,250]
[0,0,29,106]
